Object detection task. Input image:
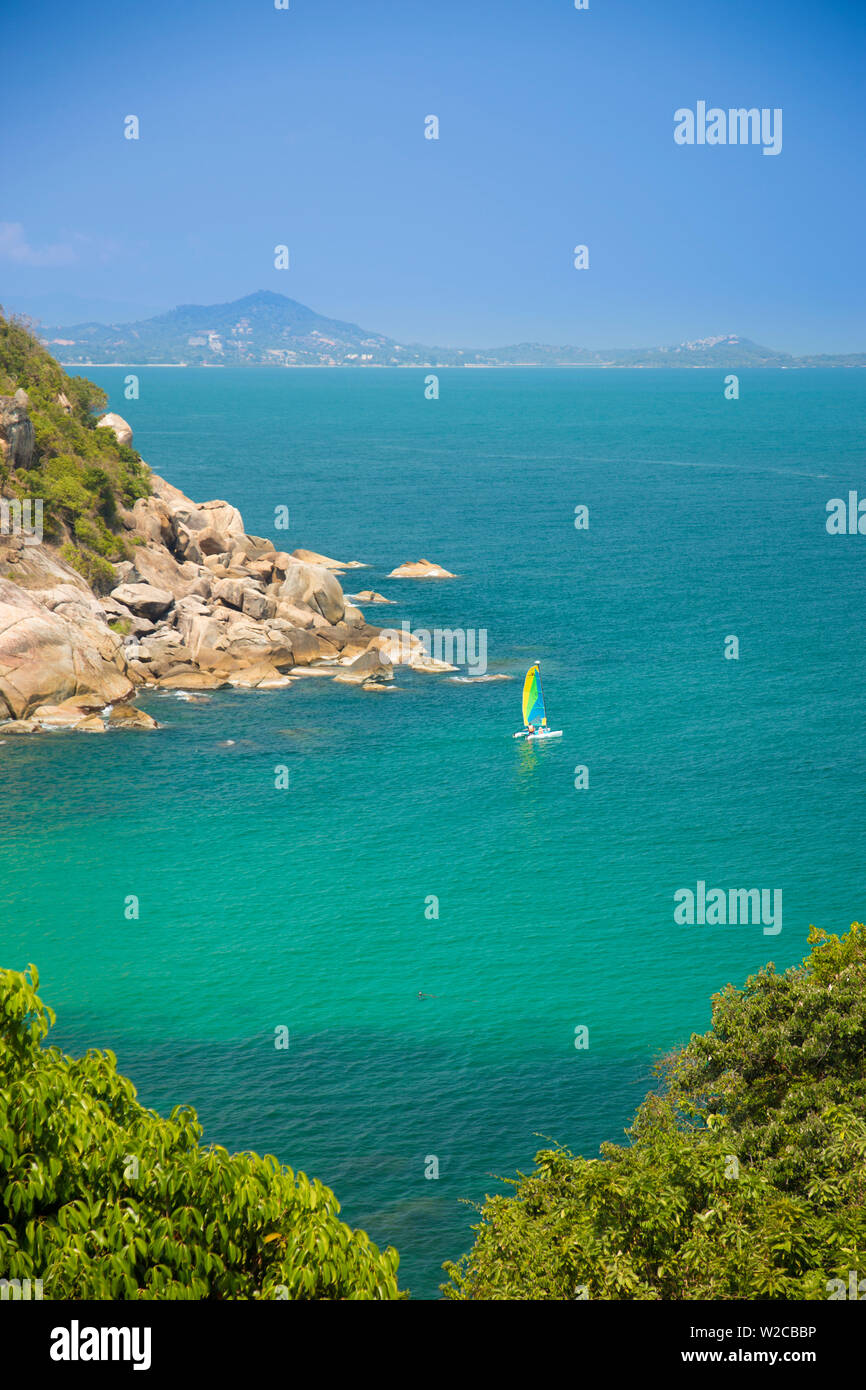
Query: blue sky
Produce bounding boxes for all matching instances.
[1,0,864,351]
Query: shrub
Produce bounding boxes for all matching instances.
[0,311,151,580]
[60,544,116,595]
[0,966,403,1300]
[443,924,866,1300]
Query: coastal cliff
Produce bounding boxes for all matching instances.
[0,312,434,733]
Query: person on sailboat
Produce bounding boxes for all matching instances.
[514,663,563,740]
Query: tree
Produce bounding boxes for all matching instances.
[443,924,866,1300]
[0,312,149,572]
[0,965,403,1299]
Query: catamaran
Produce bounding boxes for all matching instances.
[513,662,563,740]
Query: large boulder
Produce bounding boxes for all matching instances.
[157,671,229,691]
[0,389,35,471]
[274,599,316,629]
[148,474,244,541]
[34,583,109,624]
[242,556,275,584]
[173,610,229,669]
[169,510,227,564]
[346,589,394,604]
[290,549,366,572]
[339,638,372,661]
[387,558,456,579]
[313,621,351,650]
[211,577,265,611]
[370,627,456,672]
[279,627,319,666]
[32,696,107,726]
[241,588,276,622]
[107,703,159,729]
[333,648,394,685]
[216,618,293,671]
[226,663,293,689]
[244,536,276,557]
[197,499,245,537]
[135,634,196,678]
[0,537,89,593]
[175,608,300,677]
[279,559,345,625]
[110,582,174,620]
[0,578,133,719]
[125,496,174,547]
[369,627,426,665]
[192,526,229,557]
[127,544,195,600]
[226,534,266,562]
[97,413,133,446]
[76,715,107,733]
[148,473,192,507]
[185,575,212,600]
[171,593,211,620]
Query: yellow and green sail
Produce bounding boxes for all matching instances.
[522,663,547,728]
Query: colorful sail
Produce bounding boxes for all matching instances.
[522,663,547,728]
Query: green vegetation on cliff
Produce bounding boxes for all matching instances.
[0,965,402,1299]
[444,924,866,1300]
[0,311,150,591]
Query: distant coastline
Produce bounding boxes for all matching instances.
[57,360,862,371]
[38,291,866,372]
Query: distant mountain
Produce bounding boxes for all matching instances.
[40,291,397,367]
[37,293,866,369]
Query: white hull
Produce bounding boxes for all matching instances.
[513,729,563,741]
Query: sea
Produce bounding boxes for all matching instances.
[3,366,865,1297]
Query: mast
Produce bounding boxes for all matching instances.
[535,661,548,726]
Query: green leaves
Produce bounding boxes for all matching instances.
[0,311,151,567]
[0,965,403,1301]
[443,923,866,1301]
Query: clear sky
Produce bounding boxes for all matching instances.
[1,0,864,352]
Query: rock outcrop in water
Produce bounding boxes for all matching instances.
[387,559,456,579]
[0,463,389,732]
[115,472,386,687]
[346,589,394,604]
[0,573,134,719]
[290,548,366,573]
[0,318,463,734]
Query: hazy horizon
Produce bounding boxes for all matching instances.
[2,289,863,360]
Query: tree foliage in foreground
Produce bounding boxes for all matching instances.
[443,924,866,1300]
[0,966,402,1299]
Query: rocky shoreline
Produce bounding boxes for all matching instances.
[0,413,455,735]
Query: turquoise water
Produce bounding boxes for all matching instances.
[3,367,865,1297]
